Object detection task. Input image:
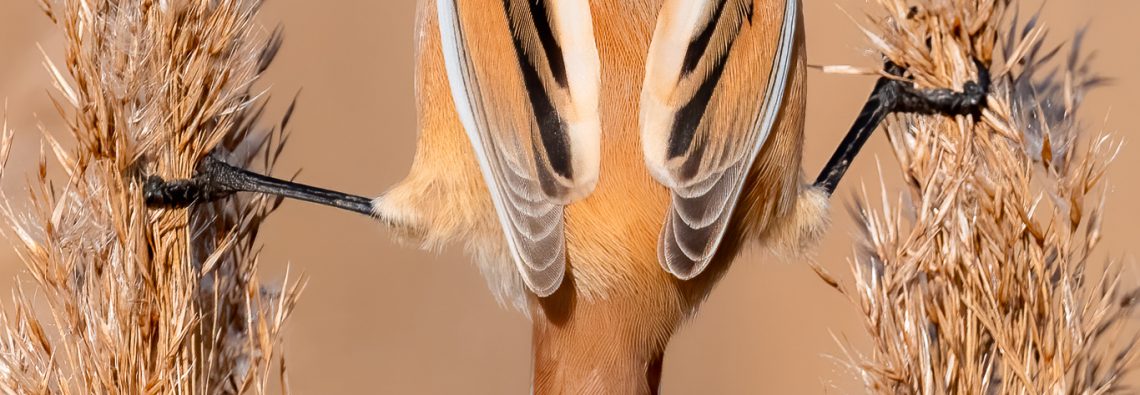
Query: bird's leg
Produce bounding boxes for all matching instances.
[144,155,376,216]
[813,59,990,194]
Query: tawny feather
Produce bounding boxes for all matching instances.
[641,0,800,279]
[434,0,603,296]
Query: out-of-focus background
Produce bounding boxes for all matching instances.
[1,1,1137,393]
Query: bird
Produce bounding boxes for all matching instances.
[391,1,816,392]
[144,0,989,392]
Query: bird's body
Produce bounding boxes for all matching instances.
[376,0,828,391]
[141,0,989,391]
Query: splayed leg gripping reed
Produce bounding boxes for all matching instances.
[144,59,991,214]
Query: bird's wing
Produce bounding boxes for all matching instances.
[640,0,799,279]
[436,0,601,296]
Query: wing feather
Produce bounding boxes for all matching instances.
[436,0,600,296]
[642,0,800,279]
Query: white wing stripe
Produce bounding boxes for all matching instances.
[437,0,519,258]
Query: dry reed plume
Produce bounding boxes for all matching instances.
[0,0,301,393]
[814,0,1137,393]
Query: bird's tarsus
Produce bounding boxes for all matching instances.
[813,58,991,195]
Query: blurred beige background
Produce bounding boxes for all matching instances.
[2,1,1137,393]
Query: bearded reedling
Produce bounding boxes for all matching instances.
[145,0,988,392]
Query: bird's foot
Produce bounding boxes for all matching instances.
[878,59,990,117]
[144,156,240,208]
[144,155,376,216]
[813,57,991,194]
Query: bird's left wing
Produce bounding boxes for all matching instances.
[640,0,800,279]
[435,0,601,296]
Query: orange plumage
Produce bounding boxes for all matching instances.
[376,0,828,392]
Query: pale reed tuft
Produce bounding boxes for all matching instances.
[815,0,1136,393]
[0,0,301,393]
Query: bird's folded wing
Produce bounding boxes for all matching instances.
[436,0,601,296]
[640,0,799,279]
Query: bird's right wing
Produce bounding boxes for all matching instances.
[640,0,800,279]
[435,0,602,296]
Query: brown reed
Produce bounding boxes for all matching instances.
[813,0,1137,393]
[0,0,301,393]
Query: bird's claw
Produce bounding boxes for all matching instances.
[143,156,237,208]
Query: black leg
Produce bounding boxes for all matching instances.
[813,60,990,195]
[144,155,376,217]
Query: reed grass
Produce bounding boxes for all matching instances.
[814,0,1137,393]
[0,0,301,393]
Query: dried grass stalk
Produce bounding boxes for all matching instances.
[817,0,1137,393]
[0,0,301,393]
